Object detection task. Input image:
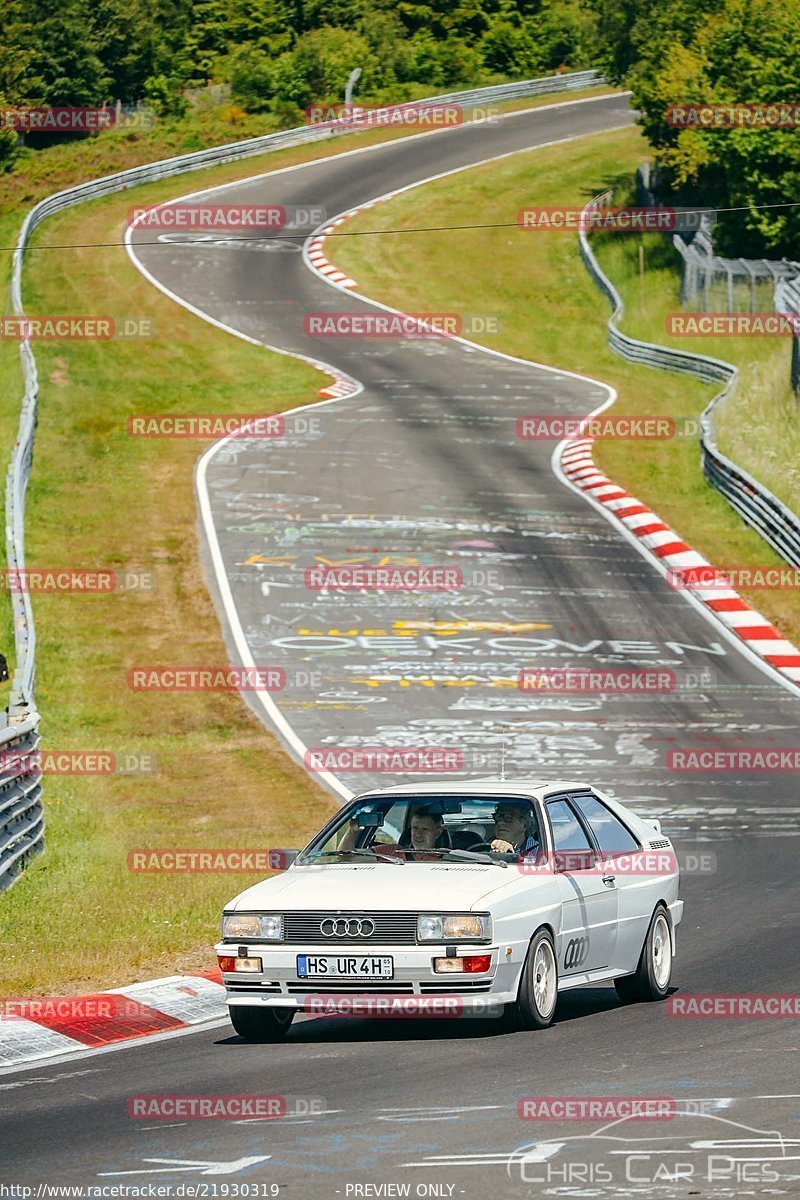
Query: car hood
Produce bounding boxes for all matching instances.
[225,862,517,911]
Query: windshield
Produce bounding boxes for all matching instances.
[298,795,543,864]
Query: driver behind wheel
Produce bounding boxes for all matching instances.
[337,805,448,861]
[490,802,540,857]
[400,807,451,861]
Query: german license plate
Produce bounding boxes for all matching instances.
[296,954,394,979]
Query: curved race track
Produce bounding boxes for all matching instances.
[3,93,800,1199]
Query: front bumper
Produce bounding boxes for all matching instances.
[215,940,524,1012]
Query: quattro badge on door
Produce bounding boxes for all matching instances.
[563,936,590,970]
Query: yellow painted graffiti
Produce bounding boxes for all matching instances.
[292,620,551,637]
[393,620,551,633]
[243,554,296,565]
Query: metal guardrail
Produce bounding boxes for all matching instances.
[578,191,800,570]
[1,69,603,890]
[0,716,42,892]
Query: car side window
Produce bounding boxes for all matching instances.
[546,799,592,852]
[570,793,640,855]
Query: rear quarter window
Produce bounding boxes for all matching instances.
[571,793,640,854]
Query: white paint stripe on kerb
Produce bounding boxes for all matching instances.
[0,1018,85,1067]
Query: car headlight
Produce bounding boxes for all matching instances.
[222,913,282,940]
[417,914,491,941]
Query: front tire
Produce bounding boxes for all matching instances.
[229,1005,294,1042]
[506,928,558,1030]
[614,905,672,1003]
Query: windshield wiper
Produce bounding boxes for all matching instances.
[442,849,508,867]
[303,848,405,865]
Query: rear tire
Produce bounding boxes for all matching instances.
[614,905,672,1003]
[229,1005,294,1042]
[505,928,558,1030]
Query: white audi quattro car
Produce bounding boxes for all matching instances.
[216,780,683,1041]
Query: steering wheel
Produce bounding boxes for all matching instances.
[463,840,496,853]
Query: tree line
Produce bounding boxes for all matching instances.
[0,0,594,118]
[597,0,800,257]
[1,0,797,256]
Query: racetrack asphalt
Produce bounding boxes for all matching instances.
[3,93,799,1199]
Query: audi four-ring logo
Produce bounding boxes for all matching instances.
[563,935,590,969]
[320,918,376,937]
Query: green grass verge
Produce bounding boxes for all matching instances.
[330,124,800,646]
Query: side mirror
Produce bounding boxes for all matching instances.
[270,849,299,869]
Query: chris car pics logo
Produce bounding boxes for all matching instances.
[508,1112,789,1187]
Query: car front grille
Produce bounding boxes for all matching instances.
[281,911,419,945]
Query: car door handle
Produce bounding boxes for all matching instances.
[602,874,616,887]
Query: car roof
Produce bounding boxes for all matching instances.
[353,778,592,801]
